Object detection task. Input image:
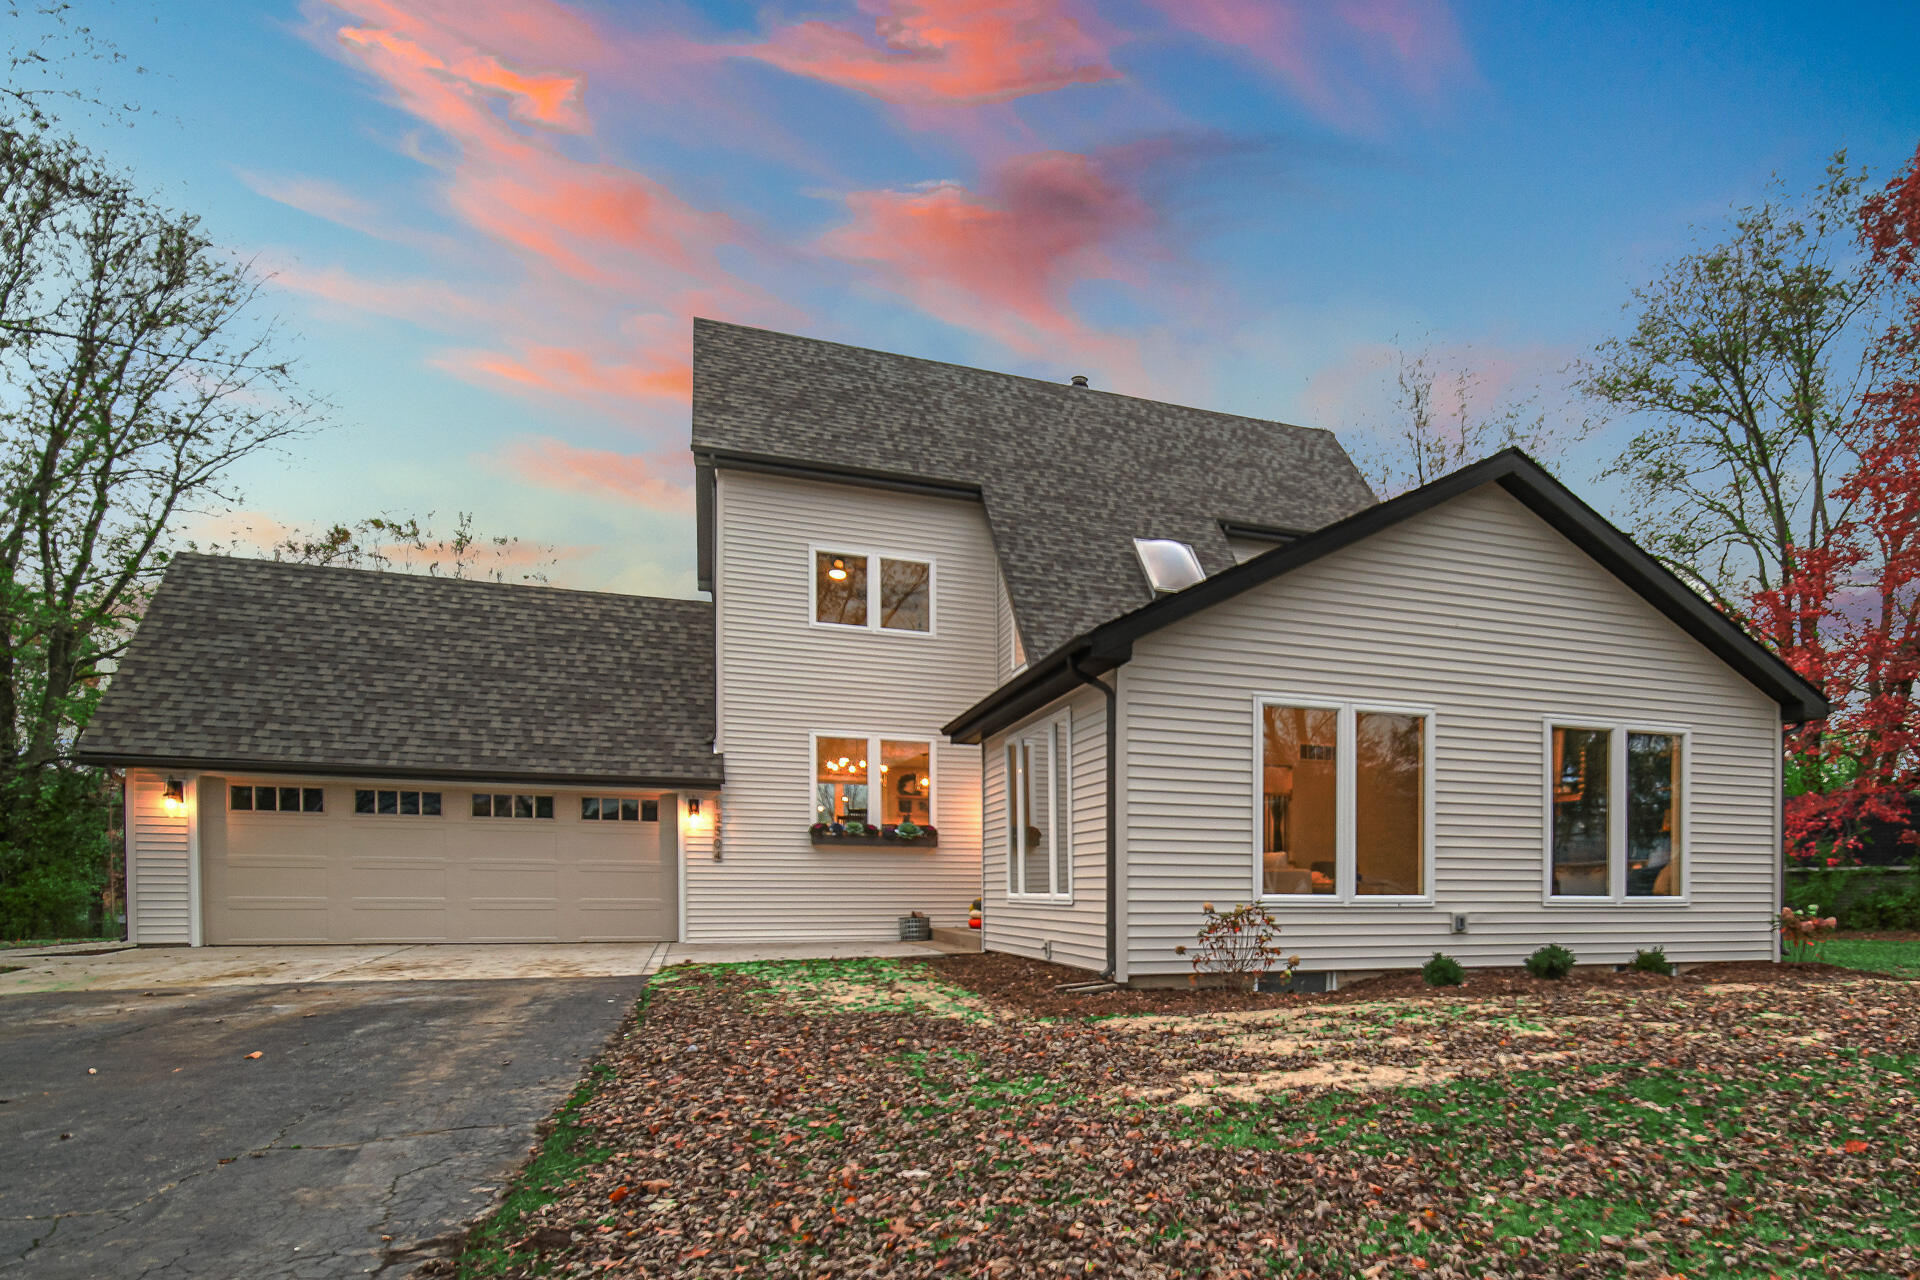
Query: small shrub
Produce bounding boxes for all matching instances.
[1174,901,1300,992]
[1525,943,1577,979]
[1422,952,1465,987]
[1630,947,1674,976]
[1778,905,1838,962]
[842,820,868,837]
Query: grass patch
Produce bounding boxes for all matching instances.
[455,1061,617,1278]
[657,956,989,1021]
[0,936,117,949]
[1179,1053,1920,1276]
[1822,937,1920,978]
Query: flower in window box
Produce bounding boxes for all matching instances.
[809,822,830,839]
[844,820,869,837]
[892,821,925,842]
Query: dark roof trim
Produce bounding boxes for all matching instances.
[696,449,983,502]
[945,449,1829,742]
[72,752,725,791]
[1218,519,1309,544]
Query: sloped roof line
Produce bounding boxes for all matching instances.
[76,553,722,785]
[944,448,1830,742]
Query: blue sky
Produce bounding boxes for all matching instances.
[49,0,1920,594]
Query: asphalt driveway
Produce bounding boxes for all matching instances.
[0,976,646,1278]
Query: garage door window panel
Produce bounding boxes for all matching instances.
[474,793,555,819]
[356,789,442,816]
[230,784,324,814]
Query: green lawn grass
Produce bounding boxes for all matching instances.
[1821,937,1920,978]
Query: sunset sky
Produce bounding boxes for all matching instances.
[55,0,1920,595]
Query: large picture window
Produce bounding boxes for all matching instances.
[1006,715,1070,900]
[1546,722,1685,901]
[814,733,934,830]
[812,547,933,633]
[1258,697,1430,901]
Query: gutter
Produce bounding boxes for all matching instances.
[1069,653,1119,982]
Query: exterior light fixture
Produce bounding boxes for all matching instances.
[162,777,186,811]
[827,557,848,581]
[687,797,701,817]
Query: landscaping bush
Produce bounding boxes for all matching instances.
[1174,901,1300,991]
[1422,952,1465,986]
[1525,943,1577,979]
[1784,867,1920,929]
[1630,947,1675,976]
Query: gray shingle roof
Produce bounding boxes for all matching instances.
[691,319,1377,659]
[77,554,721,787]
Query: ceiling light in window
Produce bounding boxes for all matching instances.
[827,557,848,581]
[1133,538,1206,593]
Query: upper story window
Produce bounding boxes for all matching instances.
[813,547,933,633]
[1134,538,1206,593]
[1547,723,1685,901]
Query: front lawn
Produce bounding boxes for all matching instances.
[452,956,1920,1279]
[1822,935,1920,978]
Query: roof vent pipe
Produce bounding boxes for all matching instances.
[1070,374,1088,387]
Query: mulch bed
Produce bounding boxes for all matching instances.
[928,949,1858,1019]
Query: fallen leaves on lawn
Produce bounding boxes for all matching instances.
[468,957,1920,1279]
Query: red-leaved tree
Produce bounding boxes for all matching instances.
[1753,143,1920,859]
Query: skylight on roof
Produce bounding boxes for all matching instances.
[1134,538,1206,593]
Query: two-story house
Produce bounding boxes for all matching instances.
[79,320,1825,984]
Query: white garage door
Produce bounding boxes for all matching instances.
[201,779,678,944]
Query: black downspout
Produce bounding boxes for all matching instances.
[1069,654,1119,981]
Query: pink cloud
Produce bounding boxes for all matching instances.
[742,0,1119,106]
[823,149,1151,361]
[1141,0,1473,131]
[503,438,694,510]
[438,341,692,406]
[266,261,488,325]
[327,11,749,296]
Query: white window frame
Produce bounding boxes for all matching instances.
[1005,712,1072,902]
[1541,718,1691,906]
[807,542,937,637]
[1250,694,1436,906]
[808,730,938,831]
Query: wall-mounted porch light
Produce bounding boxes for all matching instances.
[687,796,701,817]
[162,776,186,811]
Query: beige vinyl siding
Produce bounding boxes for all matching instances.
[981,686,1109,973]
[127,769,194,944]
[1226,535,1285,564]
[994,571,1024,679]
[697,470,996,941]
[1123,483,1783,977]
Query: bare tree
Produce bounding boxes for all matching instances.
[1357,340,1558,498]
[200,510,555,583]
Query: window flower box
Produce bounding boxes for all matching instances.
[810,822,938,848]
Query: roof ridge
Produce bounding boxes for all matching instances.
[692,316,1339,440]
[166,551,710,609]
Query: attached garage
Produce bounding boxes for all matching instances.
[196,779,680,944]
[81,556,721,947]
